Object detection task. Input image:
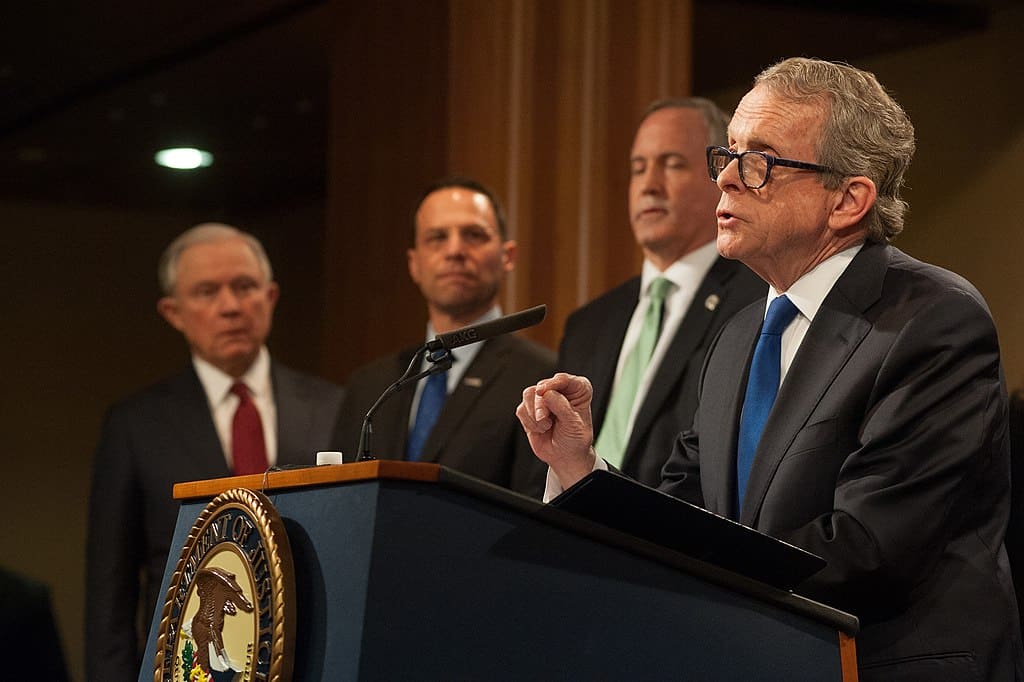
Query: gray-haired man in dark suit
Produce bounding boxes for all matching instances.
[85,224,344,681]
[520,59,1023,680]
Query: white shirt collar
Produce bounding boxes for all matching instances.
[193,346,272,407]
[766,243,863,322]
[639,240,720,298]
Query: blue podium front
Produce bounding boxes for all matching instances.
[141,461,857,681]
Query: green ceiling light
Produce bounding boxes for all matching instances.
[154,147,213,170]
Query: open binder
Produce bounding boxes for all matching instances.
[550,469,825,590]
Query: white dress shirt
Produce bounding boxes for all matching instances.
[767,244,862,382]
[193,346,278,469]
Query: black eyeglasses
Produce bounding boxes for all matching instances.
[705,145,842,189]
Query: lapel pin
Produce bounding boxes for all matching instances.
[705,294,720,311]
[463,377,483,388]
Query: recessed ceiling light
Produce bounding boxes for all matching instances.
[154,147,213,170]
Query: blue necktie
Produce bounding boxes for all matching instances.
[735,295,800,516]
[407,367,448,461]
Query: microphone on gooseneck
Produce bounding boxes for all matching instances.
[356,304,548,461]
[426,304,547,352]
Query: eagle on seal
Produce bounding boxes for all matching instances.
[183,566,254,675]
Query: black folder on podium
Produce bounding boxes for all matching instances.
[550,469,825,590]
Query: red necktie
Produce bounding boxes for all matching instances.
[230,382,268,475]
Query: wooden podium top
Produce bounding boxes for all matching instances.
[173,460,441,500]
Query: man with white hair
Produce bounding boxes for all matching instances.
[520,59,1023,679]
[85,223,344,681]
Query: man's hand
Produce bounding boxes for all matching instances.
[516,373,598,489]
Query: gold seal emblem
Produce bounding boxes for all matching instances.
[153,488,294,682]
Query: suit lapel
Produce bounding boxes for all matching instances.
[627,259,753,461]
[164,367,230,479]
[702,304,762,516]
[273,363,317,466]
[420,337,508,463]
[739,245,888,524]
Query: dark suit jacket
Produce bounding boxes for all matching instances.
[0,568,69,682]
[1008,391,1024,633]
[559,257,764,486]
[660,243,1023,681]
[337,334,555,497]
[85,361,343,681]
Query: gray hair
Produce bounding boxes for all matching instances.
[640,97,730,148]
[754,58,916,243]
[158,223,273,295]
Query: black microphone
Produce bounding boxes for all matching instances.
[426,304,547,352]
[356,349,451,461]
[357,304,548,461]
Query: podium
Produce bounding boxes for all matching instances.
[142,462,858,681]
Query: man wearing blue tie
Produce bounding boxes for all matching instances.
[517,58,1022,680]
[337,177,554,496]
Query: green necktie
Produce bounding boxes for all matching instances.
[594,277,674,468]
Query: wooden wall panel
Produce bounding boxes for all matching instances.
[443,0,695,348]
[596,0,693,296]
[322,1,451,381]
[324,0,695,376]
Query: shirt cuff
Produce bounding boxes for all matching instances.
[541,454,608,503]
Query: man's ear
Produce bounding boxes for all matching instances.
[407,248,420,285]
[266,281,280,310]
[157,296,184,332]
[501,239,518,273]
[828,176,877,231]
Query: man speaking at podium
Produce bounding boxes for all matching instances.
[518,59,1022,680]
[337,177,554,496]
[85,224,344,681]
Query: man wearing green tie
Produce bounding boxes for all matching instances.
[557,98,763,487]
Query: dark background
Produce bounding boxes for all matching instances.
[0,1,1019,678]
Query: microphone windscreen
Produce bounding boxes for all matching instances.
[431,305,547,351]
